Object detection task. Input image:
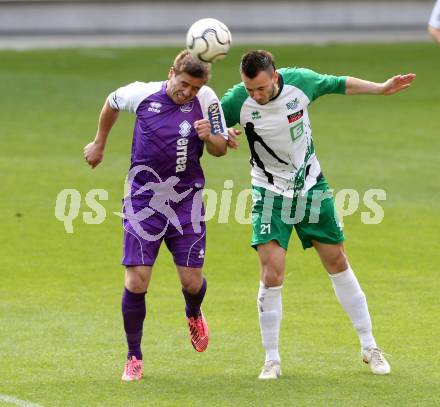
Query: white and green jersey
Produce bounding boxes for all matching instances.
[221,67,346,197]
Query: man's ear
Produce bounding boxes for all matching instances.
[168,67,175,80]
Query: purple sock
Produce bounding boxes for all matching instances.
[182,278,207,318]
[121,287,146,360]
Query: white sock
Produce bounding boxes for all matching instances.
[329,267,377,350]
[257,281,282,363]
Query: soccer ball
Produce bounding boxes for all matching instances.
[186,18,232,63]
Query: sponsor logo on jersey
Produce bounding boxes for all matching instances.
[148,101,162,113]
[290,122,304,142]
[179,120,191,137]
[287,110,303,124]
[251,110,261,120]
[176,120,191,173]
[208,102,224,134]
[148,101,162,112]
[286,98,300,110]
[180,101,194,113]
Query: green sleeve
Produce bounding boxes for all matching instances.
[279,67,347,102]
[220,83,249,127]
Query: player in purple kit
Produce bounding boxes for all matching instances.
[84,50,228,381]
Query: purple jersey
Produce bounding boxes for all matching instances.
[109,80,226,267]
[108,81,227,202]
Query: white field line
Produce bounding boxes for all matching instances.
[0,394,43,407]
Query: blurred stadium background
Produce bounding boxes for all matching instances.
[0,0,435,49]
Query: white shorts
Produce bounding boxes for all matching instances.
[429,0,440,29]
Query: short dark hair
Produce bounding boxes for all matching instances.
[173,50,211,82]
[240,50,276,79]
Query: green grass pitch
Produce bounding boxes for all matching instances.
[0,43,439,406]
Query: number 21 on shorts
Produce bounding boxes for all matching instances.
[260,223,271,234]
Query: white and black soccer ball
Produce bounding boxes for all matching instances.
[186,18,232,63]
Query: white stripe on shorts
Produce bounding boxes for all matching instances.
[186,230,206,267]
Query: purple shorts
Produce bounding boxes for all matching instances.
[121,194,206,268]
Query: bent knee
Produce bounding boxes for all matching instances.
[182,280,203,294]
[327,250,348,273]
[261,267,284,287]
[335,252,348,271]
[180,274,203,294]
[125,268,149,293]
[125,278,147,293]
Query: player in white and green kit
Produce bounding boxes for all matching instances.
[221,50,415,379]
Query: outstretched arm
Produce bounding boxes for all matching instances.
[84,100,119,169]
[345,74,416,96]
